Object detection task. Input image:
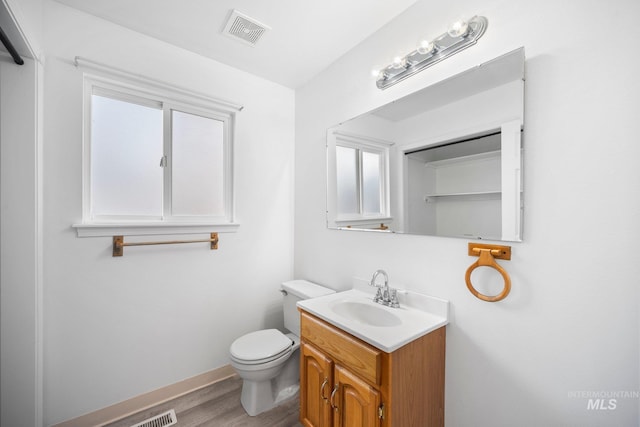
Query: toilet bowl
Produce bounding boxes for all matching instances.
[229,280,334,416]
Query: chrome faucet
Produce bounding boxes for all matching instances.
[369,269,400,308]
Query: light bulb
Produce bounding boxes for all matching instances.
[448,20,469,37]
[417,40,435,55]
[371,68,382,78]
[391,56,405,69]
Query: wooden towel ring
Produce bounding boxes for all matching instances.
[465,246,511,302]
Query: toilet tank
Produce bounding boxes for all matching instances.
[282,280,335,335]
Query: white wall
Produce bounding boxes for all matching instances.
[295,0,640,425]
[0,1,44,426]
[42,1,295,424]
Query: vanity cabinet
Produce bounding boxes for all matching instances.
[301,342,381,426]
[299,310,445,427]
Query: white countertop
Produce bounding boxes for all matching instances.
[297,287,449,353]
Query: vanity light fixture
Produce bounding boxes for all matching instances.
[447,19,470,37]
[374,15,488,90]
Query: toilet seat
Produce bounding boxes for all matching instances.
[230,329,293,365]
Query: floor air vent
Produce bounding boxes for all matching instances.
[222,9,270,46]
[130,409,177,427]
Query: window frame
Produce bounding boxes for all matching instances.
[74,73,240,237]
[327,130,393,228]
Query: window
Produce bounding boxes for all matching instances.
[336,145,383,216]
[90,92,164,218]
[76,74,239,236]
[328,131,392,226]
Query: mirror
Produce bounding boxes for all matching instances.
[327,47,525,241]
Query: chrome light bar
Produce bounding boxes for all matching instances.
[375,16,488,90]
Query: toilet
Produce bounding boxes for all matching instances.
[229,279,335,416]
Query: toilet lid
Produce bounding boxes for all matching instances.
[230,329,293,363]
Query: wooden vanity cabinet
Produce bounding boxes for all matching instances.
[299,309,446,427]
[300,342,333,427]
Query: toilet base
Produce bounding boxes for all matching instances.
[240,380,299,416]
[274,384,300,404]
[239,346,301,416]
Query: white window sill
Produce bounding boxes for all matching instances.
[72,222,240,237]
[333,216,392,227]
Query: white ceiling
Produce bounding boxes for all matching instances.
[53,0,418,88]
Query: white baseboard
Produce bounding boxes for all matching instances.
[52,365,236,427]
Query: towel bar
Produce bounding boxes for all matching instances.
[113,233,219,257]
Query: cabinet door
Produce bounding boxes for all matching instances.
[300,342,334,427]
[333,364,381,427]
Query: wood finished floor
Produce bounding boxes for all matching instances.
[105,375,302,427]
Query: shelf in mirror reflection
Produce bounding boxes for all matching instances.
[424,190,501,202]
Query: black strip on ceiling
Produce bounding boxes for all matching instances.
[0,24,24,65]
[404,131,502,156]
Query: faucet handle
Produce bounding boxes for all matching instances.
[373,287,383,303]
[388,289,400,308]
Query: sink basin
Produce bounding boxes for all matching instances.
[297,288,449,352]
[330,300,402,327]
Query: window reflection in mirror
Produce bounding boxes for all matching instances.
[327,47,525,241]
[336,147,384,216]
[327,131,392,230]
[336,145,359,215]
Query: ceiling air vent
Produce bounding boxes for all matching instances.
[222,10,271,46]
[129,409,177,427]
